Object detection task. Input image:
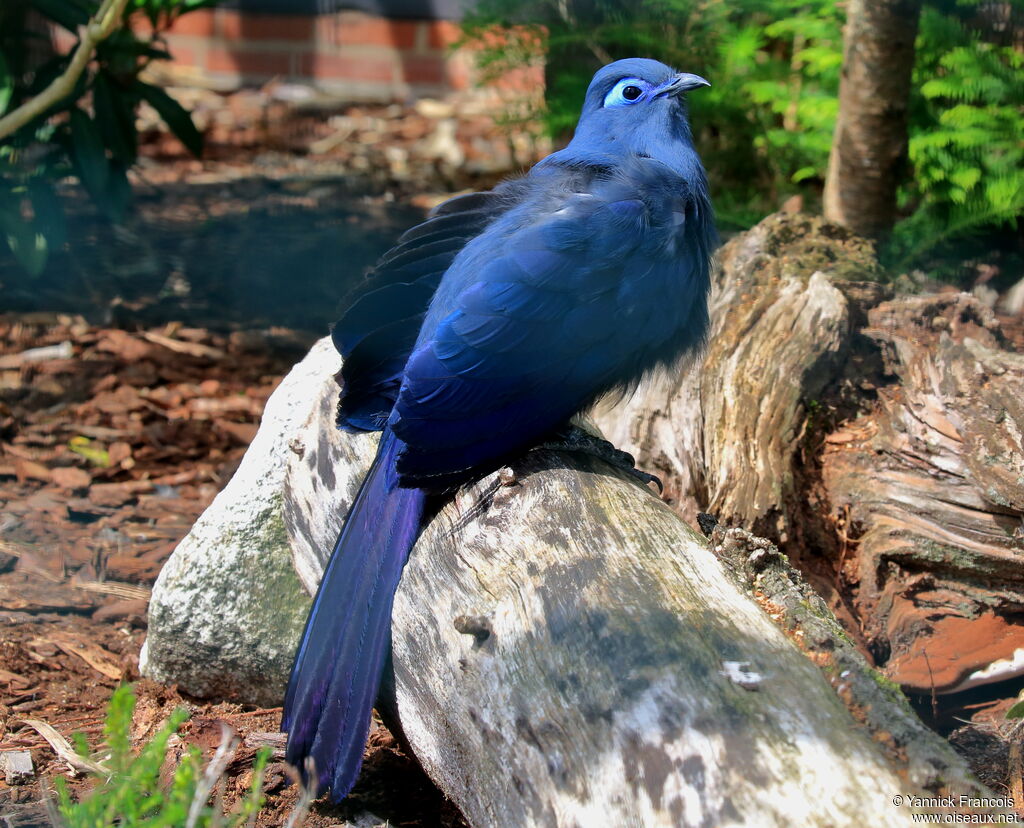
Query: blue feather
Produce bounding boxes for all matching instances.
[283,429,425,794]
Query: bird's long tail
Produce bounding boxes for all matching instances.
[282,428,425,799]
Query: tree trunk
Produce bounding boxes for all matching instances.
[594,211,1024,708]
[821,293,1024,693]
[385,450,983,827]
[822,0,922,239]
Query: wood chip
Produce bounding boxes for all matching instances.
[0,341,73,369]
[13,458,51,483]
[141,330,225,359]
[73,580,150,601]
[217,421,258,445]
[0,667,31,688]
[50,466,92,491]
[48,633,123,679]
[242,731,286,759]
[91,598,149,623]
[89,480,154,507]
[18,718,109,776]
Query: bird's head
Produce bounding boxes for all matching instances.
[540,58,710,177]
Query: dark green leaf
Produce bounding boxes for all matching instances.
[93,72,137,164]
[28,177,67,250]
[105,162,131,220]
[31,0,92,32]
[1007,700,1024,719]
[0,52,13,115]
[135,81,203,158]
[69,107,110,204]
[0,192,48,277]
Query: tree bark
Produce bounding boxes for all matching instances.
[822,0,923,239]
[385,450,982,827]
[821,293,1024,693]
[593,211,1024,704]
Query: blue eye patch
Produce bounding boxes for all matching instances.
[603,78,652,108]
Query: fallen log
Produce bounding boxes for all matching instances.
[142,335,987,826]
[592,213,1024,705]
[822,292,1024,692]
[389,448,980,826]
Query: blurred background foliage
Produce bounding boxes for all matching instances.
[0,0,1020,289]
[461,0,1024,276]
[0,0,211,277]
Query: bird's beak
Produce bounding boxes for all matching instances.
[657,72,711,98]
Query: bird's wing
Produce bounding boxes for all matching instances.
[333,186,522,432]
[390,161,712,488]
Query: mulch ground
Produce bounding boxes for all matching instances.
[0,315,463,827]
[0,84,535,828]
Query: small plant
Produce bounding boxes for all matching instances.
[53,684,271,828]
[887,4,1024,271]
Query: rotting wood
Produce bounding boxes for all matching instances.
[821,293,1024,692]
[383,447,983,827]
[594,212,1024,700]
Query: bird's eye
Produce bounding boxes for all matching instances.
[603,78,651,108]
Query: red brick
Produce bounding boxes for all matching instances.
[446,55,472,91]
[206,47,294,77]
[316,13,418,50]
[497,64,545,93]
[400,54,448,86]
[131,14,154,37]
[301,52,396,84]
[218,10,315,42]
[162,37,197,68]
[166,8,215,37]
[427,20,461,50]
[49,26,77,54]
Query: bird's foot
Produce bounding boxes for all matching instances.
[534,425,663,493]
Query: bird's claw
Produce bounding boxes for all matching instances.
[535,425,664,493]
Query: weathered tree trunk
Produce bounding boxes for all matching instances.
[594,212,1024,710]
[821,293,1024,693]
[387,450,981,827]
[143,332,991,827]
[594,211,884,541]
[823,0,922,239]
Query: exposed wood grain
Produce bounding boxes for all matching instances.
[594,211,886,539]
[822,293,1024,692]
[384,448,974,827]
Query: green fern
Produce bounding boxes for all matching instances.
[460,0,1023,267]
[888,7,1024,269]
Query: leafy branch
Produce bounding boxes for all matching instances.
[0,0,130,141]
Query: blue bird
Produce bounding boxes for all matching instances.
[281,57,716,800]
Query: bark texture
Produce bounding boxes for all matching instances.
[594,212,1024,704]
[822,293,1024,692]
[386,450,978,827]
[823,0,923,239]
[594,211,884,539]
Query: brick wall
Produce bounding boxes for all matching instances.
[139,8,478,100]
